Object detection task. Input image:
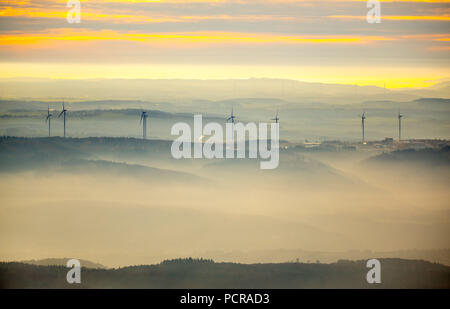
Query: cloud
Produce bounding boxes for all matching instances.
[0,0,448,84]
[329,15,450,21]
[0,29,396,46]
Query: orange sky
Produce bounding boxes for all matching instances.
[0,0,448,88]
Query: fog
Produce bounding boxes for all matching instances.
[1,99,449,142]
[0,144,448,267]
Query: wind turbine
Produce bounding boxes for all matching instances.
[226,107,236,124]
[140,111,148,139]
[361,111,366,144]
[45,106,53,137]
[398,110,403,141]
[272,110,279,123]
[58,101,68,138]
[272,110,280,141]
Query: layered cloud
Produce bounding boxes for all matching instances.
[0,0,448,86]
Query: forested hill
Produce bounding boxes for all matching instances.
[1,258,448,289]
[367,146,450,166]
[0,137,206,184]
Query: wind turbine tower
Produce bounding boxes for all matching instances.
[272,110,280,140]
[272,110,279,124]
[398,111,403,141]
[361,112,366,144]
[227,108,236,124]
[58,101,68,138]
[140,111,148,139]
[45,106,53,137]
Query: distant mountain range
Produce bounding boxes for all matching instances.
[1,92,449,142]
[0,78,449,102]
[19,258,106,269]
[1,97,449,115]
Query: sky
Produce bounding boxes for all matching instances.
[0,0,449,88]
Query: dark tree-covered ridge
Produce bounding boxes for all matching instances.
[1,258,448,289]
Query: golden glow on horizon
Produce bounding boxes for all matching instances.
[0,62,447,89]
[0,30,394,46]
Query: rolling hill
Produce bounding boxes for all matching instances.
[1,258,448,288]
